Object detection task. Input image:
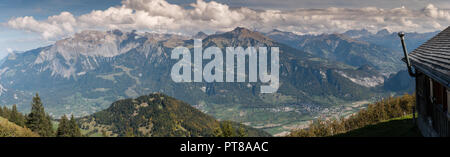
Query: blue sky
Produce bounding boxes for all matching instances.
[1,0,450,59]
[0,0,122,21]
[0,0,120,58]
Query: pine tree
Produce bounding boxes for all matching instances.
[56,114,82,137]
[57,115,69,137]
[26,93,54,137]
[9,104,25,127]
[69,115,81,137]
[221,121,235,137]
[1,106,10,119]
[213,125,224,137]
[0,107,3,117]
[237,123,247,137]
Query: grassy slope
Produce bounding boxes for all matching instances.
[335,115,422,137]
[0,116,39,137]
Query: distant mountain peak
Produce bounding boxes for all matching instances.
[376,29,391,36]
[225,27,273,42]
[231,27,251,33]
[266,29,297,36]
[53,30,134,57]
[108,29,123,36]
[201,27,275,47]
[33,29,146,78]
[318,33,368,45]
[229,27,264,37]
[344,29,370,34]
[193,31,208,39]
[270,29,283,33]
[343,29,372,38]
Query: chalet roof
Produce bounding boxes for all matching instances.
[408,26,450,88]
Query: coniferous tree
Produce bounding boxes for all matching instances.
[56,115,69,137]
[237,124,247,137]
[289,93,416,137]
[0,107,3,117]
[26,93,54,137]
[56,115,82,137]
[220,121,235,137]
[1,106,10,119]
[69,115,81,137]
[9,104,25,127]
[213,125,224,137]
[213,121,237,137]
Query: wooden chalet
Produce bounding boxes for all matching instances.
[399,26,450,137]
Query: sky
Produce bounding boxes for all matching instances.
[1,0,450,59]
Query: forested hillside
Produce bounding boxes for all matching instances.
[78,93,271,137]
[289,94,417,137]
[0,94,81,137]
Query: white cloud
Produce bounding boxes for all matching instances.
[7,11,76,39]
[423,4,450,20]
[123,0,185,19]
[5,0,450,40]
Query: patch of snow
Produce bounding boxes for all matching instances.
[77,71,86,76]
[200,86,206,92]
[319,70,327,79]
[0,67,9,75]
[0,83,6,96]
[337,71,384,87]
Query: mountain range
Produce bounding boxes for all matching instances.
[0,27,434,135]
[265,29,438,75]
[344,29,439,51]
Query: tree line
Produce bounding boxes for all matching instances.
[0,93,81,137]
[289,93,416,137]
[214,121,248,137]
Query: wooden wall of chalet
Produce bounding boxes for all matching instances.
[431,79,447,111]
[415,72,450,137]
[415,74,430,117]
